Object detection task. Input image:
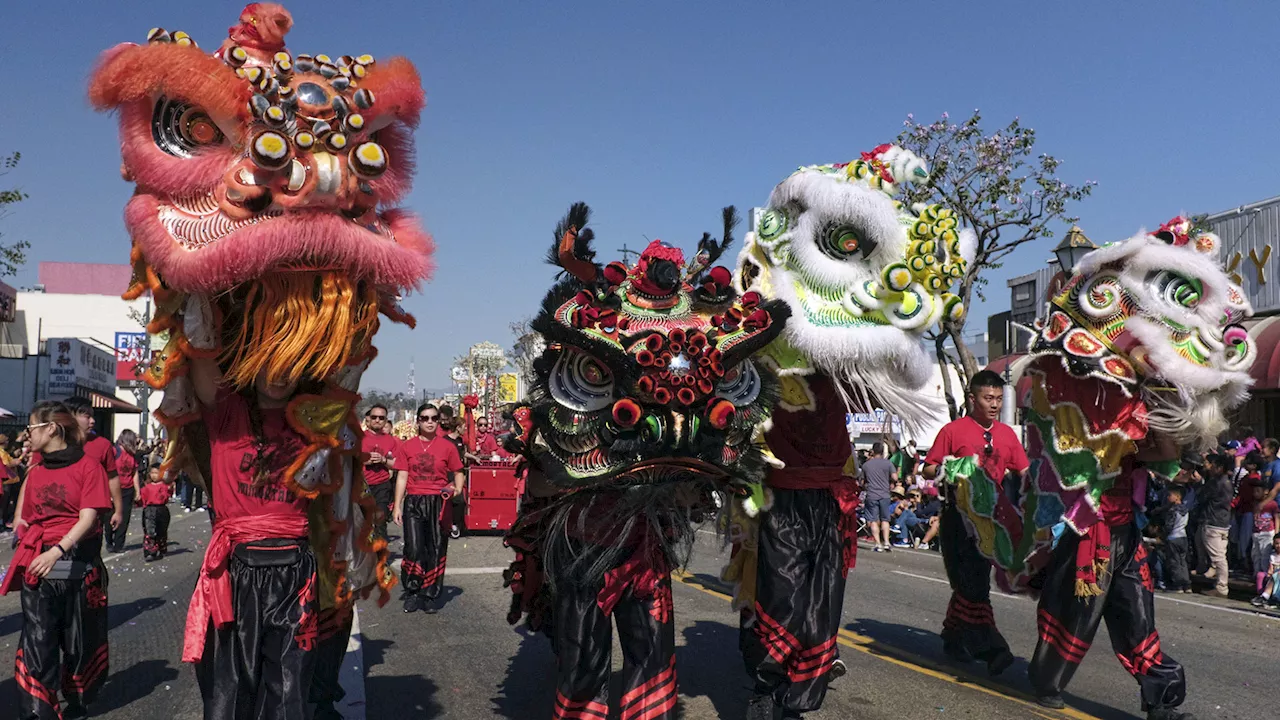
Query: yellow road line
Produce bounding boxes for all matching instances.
[671,570,1100,720]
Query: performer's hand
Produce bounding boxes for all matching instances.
[29,548,62,579]
[111,511,122,530]
[393,504,403,526]
[369,451,384,465]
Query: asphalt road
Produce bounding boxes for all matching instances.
[1,510,1275,719]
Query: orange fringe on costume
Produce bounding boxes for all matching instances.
[219,272,380,389]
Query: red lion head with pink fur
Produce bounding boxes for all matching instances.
[89,3,431,295]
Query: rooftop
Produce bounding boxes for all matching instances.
[36,262,132,296]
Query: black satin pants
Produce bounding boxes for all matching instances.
[142,505,170,559]
[1030,523,1186,710]
[741,488,845,713]
[401,493,449,600]
[553,571,677,719]
[16,535,109,720]
[102,487,134,552]
[309,607,354,720]
[195,538,318,720]
[939,501,1010,661]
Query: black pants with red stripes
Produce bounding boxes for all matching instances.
[939,501,1010,662]
[552,571,677,719]
[1030,523,1186,710]
[142,504,170,560]
[309,607,354,720]
[16,536,109,720]
[741,488,845,713]
[195,538,319,720]
[401,493,449,600]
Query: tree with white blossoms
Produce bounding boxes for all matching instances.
[896,110,1096,418]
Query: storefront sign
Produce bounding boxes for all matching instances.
[846,410,902,438]
[44,337,116,399]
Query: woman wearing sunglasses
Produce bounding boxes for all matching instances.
[1,400,113,720]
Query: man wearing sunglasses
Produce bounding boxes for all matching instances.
[922,370,1027,677]
[362,405,400,542]
[394,404,464,614]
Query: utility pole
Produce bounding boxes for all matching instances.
[617,244,640,264]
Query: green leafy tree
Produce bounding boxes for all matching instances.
[896,111,1095,418]
[0,152,32,277]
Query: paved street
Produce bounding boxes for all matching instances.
[1,510,1275,719]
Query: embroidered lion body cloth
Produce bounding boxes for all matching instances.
[969,218,1255,593]
[502,203,788,629]
[90,3,434,607]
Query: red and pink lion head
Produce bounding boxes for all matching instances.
[89,3,432,296]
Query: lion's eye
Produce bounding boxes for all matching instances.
[715,361,761,407]
[152,96,226,158]
[548,348,614,412]
[819,222,877,260]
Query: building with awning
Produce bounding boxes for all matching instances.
[1203,196,1280,438]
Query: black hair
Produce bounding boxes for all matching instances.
[968,370,1006,396]
[1166,485,1184,499]
[415,403,438,418]
[63,396,93,415]
[1266,438,1279,453]
[31,399,86,446]
[1245,450,1264,469]
[365,404,388,416]
[871,441,885,456]
[1205,452,1233,472]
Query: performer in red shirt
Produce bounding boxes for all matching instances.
[922,371,1027,676]
[108,429,140,553]
[138,466,173,561]
[2,400,113,719]
[394,404,464,613]
[361,405,400,542]
[47,398,122,548]
[187,357,317,720]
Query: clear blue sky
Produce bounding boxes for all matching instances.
[2,1,1274,392]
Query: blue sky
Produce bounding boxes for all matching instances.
[2,1,1275,392]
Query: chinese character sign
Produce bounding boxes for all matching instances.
[115,332,150,381]
[43,337,117,399]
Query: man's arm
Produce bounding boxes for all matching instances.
[392,470,408,526]
[452,470,465,498]
[108,476,123,529]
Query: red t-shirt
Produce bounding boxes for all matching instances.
[116,447,137,489]
[204,389,309,524]
[925,416,1029,485]
[138,482,172,506]
[362,431,401,487]
[21,453,112,540]
[400,434,462,495]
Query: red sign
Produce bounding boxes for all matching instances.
[115,332,149,382]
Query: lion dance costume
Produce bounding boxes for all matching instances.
[942,218,1253,718]
[90,5,431,718]
[729,145,971,717]
[503,203,788,719]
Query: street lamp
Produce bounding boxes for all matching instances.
[1053,226,1098,275]
[1047,226,1098,304]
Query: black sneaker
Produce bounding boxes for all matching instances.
[827,658,847,684]
[402,595,421,613]
[64,704,89,719]
[745,694,776,720]
[1036,694,1065,709]
[1147,708,1196,720]
[1252,595,1267,607]
[987,649,1014,676]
